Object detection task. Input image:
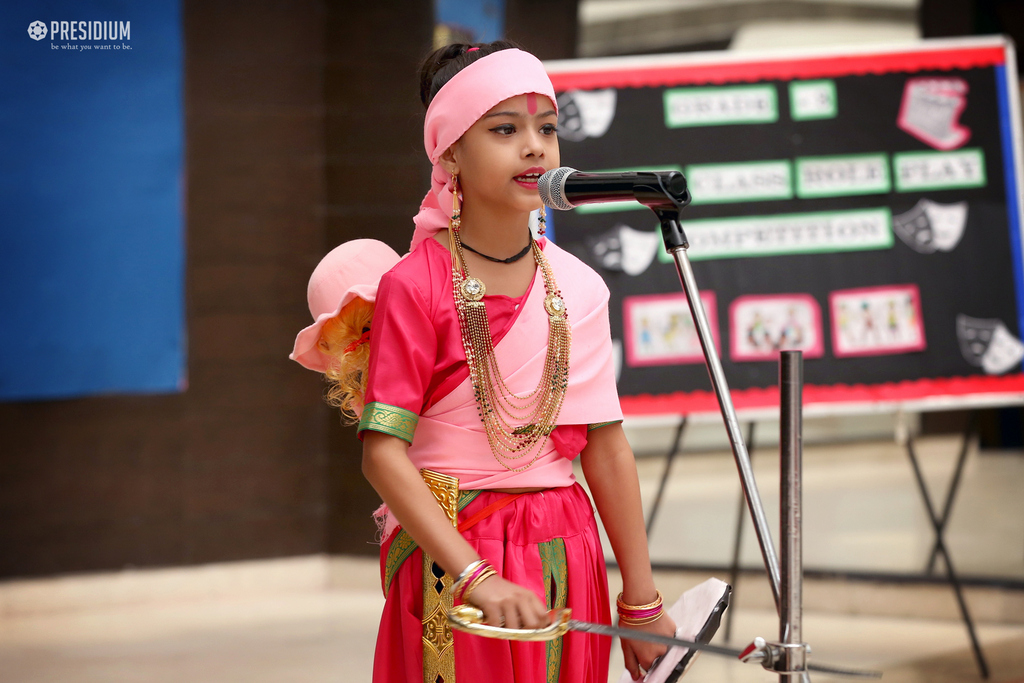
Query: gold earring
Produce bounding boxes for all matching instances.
[450,173,461,232]
[537,205,547,236]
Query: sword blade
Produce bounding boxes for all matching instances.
[447,605,880,679]
[566,619,744,658]
[566,620,881,679]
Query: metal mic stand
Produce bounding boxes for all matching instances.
[636,171,783,610]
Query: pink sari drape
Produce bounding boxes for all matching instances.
[407,240,622,488]
[376,239,623,540]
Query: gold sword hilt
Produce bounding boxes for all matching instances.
[447,604,572,642]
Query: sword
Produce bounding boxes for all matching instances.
[447,605,881,679]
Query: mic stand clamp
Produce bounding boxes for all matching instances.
[631,170,691,252]
[739,638,811,676]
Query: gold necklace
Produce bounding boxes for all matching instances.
[447,180,572,471]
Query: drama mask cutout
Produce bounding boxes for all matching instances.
[590,224,660,276]
[956,314,1024,375]
[557,89,617,142]
[893,199,967,253]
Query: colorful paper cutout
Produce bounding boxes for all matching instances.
[624,292,718,367]
[830,285,926,357]
[730,294,824,361]
[897,77,971,150]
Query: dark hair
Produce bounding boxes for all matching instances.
[418,40,524,109]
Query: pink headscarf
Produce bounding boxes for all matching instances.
[411,48,558,250]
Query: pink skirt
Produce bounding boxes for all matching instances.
[373,483,611,683]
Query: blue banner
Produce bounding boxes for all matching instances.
[435,0,504,43]
[0,1,184,401]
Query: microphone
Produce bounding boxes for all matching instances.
[538,166,690,211]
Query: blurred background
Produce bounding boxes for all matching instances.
[2,1,1024,681]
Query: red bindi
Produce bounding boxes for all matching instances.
[526,92,537,115]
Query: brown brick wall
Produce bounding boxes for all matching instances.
[0,0,337,578]
[322,3,434,553]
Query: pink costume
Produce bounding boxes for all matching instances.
[359,48,622,683]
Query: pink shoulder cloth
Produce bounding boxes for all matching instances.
[412,48,558,250]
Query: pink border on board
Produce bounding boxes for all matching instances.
[896,77,971,150]
[623,291,718,367]
[829,284,927,358]
[729,294,824,362]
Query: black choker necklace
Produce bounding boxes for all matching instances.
[459,231,533,264]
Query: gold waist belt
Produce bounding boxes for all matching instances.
[420,468,460,683]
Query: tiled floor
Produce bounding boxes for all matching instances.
[3,578,1024,683]
[2,435,1023,682]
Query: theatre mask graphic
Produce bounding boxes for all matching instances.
[956,315,1024,375]
[589,224,661,276]
[557,89,617,142]
[893,199,968,253]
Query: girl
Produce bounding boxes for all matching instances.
[298,42,678,683]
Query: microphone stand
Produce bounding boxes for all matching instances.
[634,172,783,610]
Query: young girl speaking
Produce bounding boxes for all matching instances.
[304,41,678,683]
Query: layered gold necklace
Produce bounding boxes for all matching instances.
[447,181,571,471]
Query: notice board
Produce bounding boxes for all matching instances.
[544,37,1024,416]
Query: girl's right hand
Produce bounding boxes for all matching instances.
[466,575,551,630]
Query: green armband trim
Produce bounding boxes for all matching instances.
[358,402,419,444]
[587,420,623,432]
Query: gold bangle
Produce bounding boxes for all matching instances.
[452,559,486,596]
[462,567,498,605]
[619,611,664,626]
[616,590,664,612]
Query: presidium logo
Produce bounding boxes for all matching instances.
[27,20,131,43]
[27,21,47,40]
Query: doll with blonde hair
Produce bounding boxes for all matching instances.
[290,239,401,420]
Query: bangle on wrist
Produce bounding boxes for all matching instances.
[617,589,665,626]
[452,560,496,604]
[454,559,485,587]
[459,566,498,605]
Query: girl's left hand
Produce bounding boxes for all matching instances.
[620,613,678,681]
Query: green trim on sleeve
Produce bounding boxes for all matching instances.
[358,402,419,444]
[587,420,623,432]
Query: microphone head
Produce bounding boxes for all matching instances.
[538,167,579,211]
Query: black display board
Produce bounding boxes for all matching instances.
[546,38,1024,415]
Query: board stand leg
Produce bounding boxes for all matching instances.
[925,411,977,574]
[667,241,782,611]
[645,417,688,536]
[725,421,757,641]
[778,351,809,682]
[905,421,990,679]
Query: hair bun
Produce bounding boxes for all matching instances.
[417,40,522,108]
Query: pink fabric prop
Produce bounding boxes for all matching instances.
[412,48,558,250]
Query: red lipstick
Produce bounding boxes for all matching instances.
[513,166,546,189]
